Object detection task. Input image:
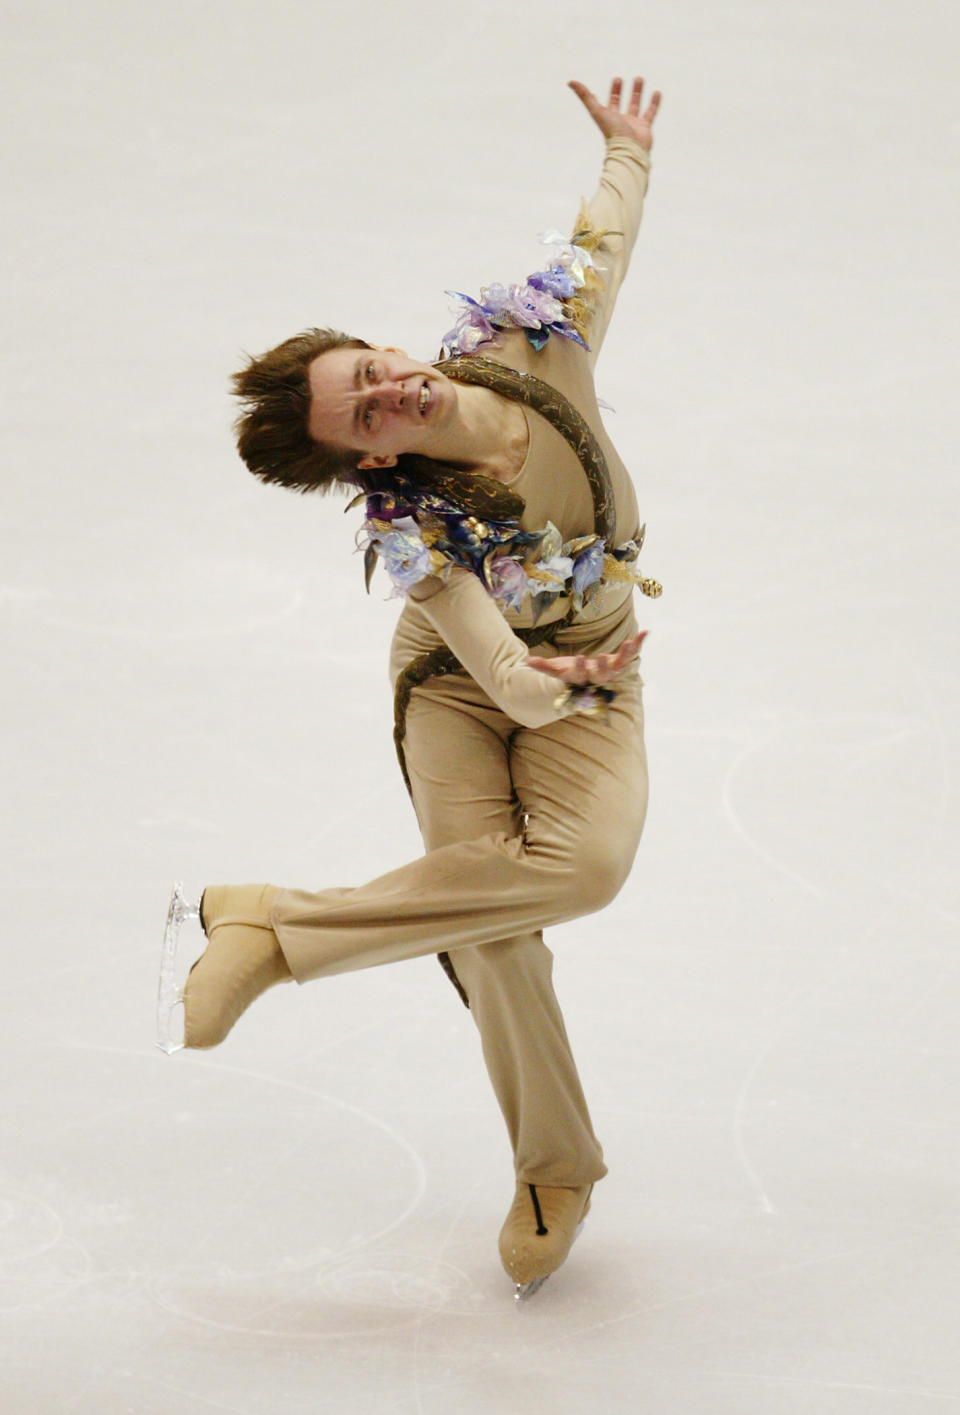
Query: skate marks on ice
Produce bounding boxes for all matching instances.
[401,1178,597,1415]
[719,710,941,901]
[148,1056,494,1339]
[688,1371,960,1407]
[0,1190,68,1310]
[154,1251,480,1343]
[718,707,950,1214]
[0,1185,140,1315]
[728,937,878,1220]
[0,1190,63,1265]
[514,1226,960,1408]
[27,555,307,643]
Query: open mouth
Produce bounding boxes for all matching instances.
[418,380,430,417]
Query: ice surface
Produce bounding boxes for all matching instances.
[2,1,959,1411]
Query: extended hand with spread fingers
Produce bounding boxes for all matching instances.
[568,76,662,152]
[527,630,647,687]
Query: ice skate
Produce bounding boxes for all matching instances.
[157,882,291,1052]
[499,1181,592,1302]
[157,883,202,1053]
[179,883,292,1049]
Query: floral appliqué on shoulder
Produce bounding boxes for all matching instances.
[441,203,608,357]
[356,208,664,614]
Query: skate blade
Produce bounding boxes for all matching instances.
[514,1275,549,1303]
[157,882,200,1054]
[513,1218,586,1304]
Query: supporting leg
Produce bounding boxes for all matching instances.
[447,934,606,1187]
[401,679,613,1188]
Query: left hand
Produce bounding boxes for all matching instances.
[568,77,662,152]
[528,630,647,685]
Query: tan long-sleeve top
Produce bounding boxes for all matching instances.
[389,136,653,728]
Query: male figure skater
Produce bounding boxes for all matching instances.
[165,76,662,1298]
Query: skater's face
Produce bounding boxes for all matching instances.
[307,346,457,469]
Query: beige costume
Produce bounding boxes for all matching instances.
[271,137,653,1187]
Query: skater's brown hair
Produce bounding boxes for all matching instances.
[232,327,372,494]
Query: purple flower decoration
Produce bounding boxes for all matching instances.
[442,291,498,356]
[364,516,434,597]
[439,218,608,356]
[477,283,514,316]
[528,265,579,301]
[513,284,565,326]
[572,540,606,599]
[488,555,529,612]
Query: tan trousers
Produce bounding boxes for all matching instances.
[270,657,648,1188]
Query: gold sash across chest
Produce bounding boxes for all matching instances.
[435,356,617,540]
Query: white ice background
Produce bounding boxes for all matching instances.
[2,1,959,1411]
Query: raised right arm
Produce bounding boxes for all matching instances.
[568,77,662,361]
